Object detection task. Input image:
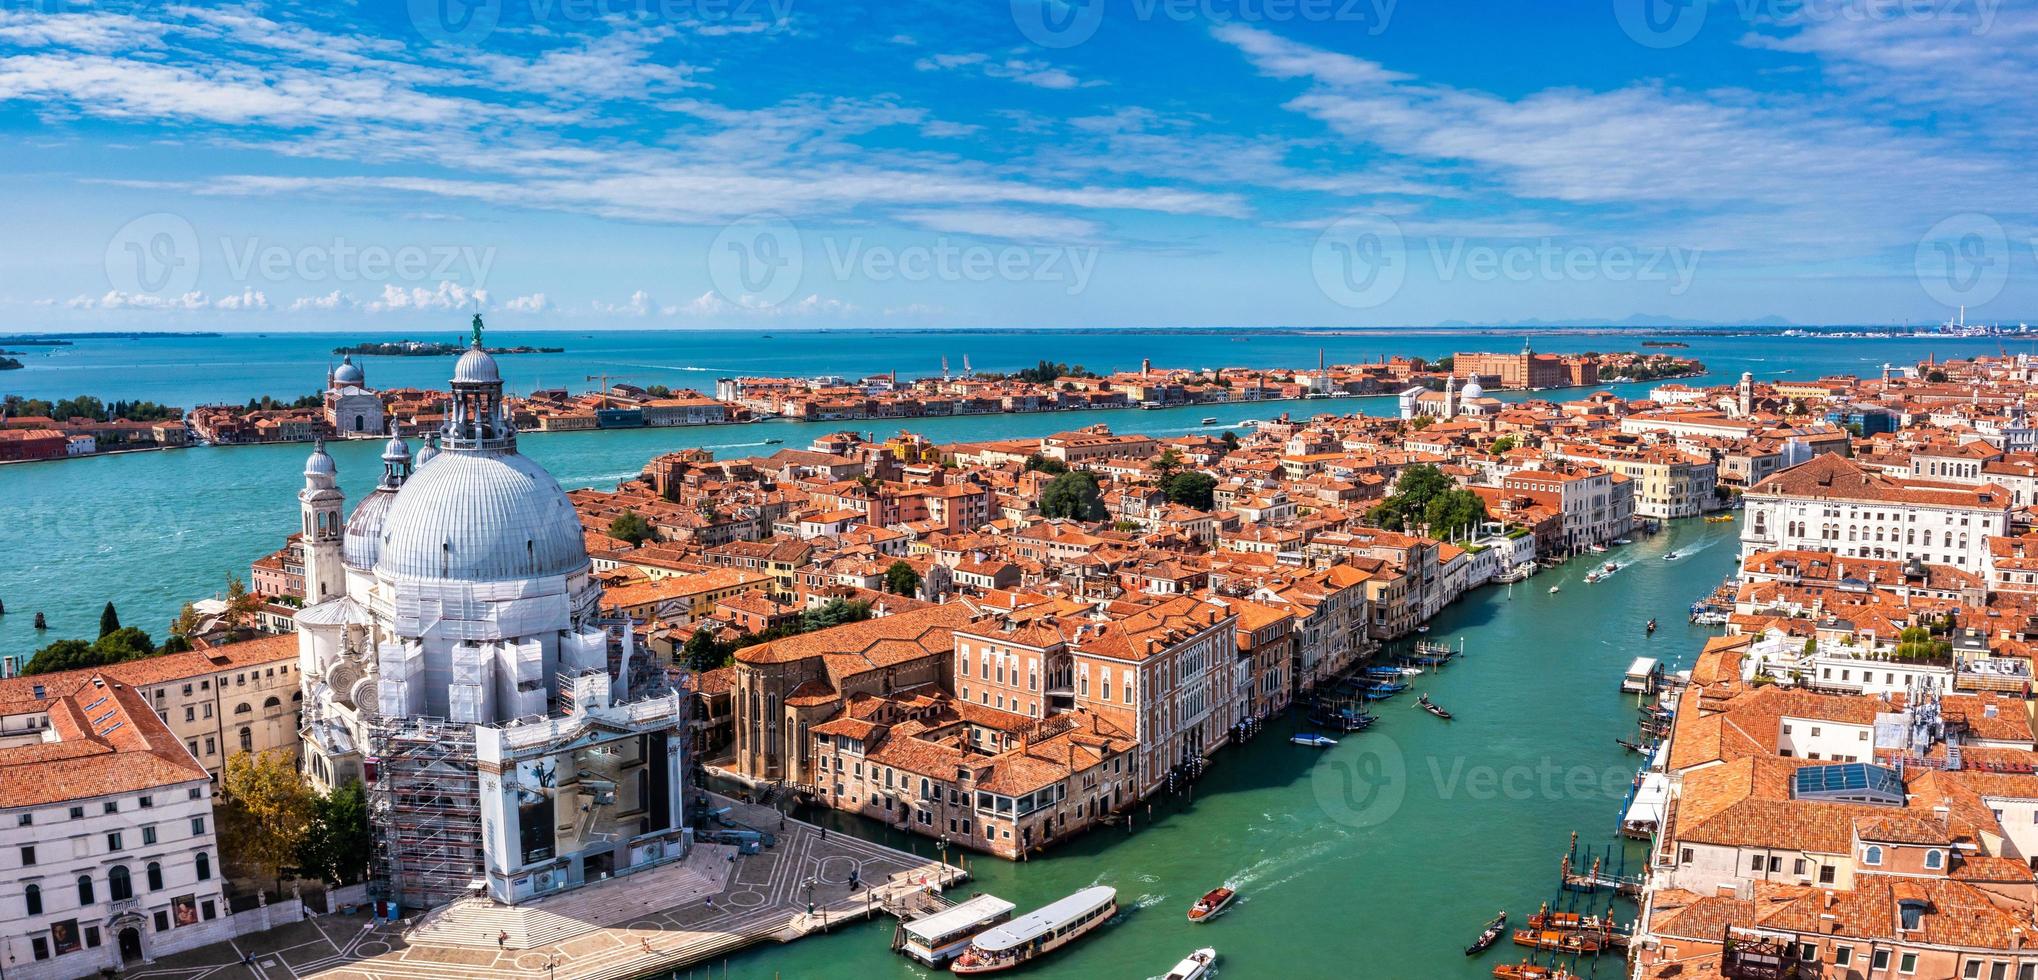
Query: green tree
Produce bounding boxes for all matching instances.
[98,601,120,638]
[1421,488,1489,539]
[1220,430,1239,450]
[1023,454,1068,475]
[171,602,203,640]
[682,626,732,672]
[1366,464,1483,536]
[609,510,655,546]
[217,750,316,882]
[1489,435,1518,454]
[1409,414,1434,430]
[884,560,922,597]
[1040,471,1107,521]
[1161,471,1218,510]
[1927,369,1948,383]
[801,598,872,632]
[295,781,373,885]
[222,574,261,636]
[1152,448,1185,480]
[22,627,158,675]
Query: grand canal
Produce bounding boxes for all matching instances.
[700,517,1740,978]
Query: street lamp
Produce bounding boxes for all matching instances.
[936,835,949,888]
[804,877,815,917]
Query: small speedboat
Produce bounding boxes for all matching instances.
[762,437,784,444]
[1290,734,1338,748]
[1548,585,1560,594]
[1417,695,1453,720]
[1612,537,1634,545]
[1588,543,1608,554]
[1187,887,1235,923]
[1645,618,1657,635]
[1664,551,1681,561]
[1163,947,1217,980]
[1466,911,1507,955]
[1603,562,1617,574]
[1201,417,1219,425]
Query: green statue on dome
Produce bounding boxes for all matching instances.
[471,312,485,348]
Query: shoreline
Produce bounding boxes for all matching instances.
[5,369,1709,468]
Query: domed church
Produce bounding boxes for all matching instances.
[295,316,690,911]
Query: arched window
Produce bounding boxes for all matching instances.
[1863,845,1883,866]
[195,852,211,881]
[1924,849,1944,870]
[107,865,132,901]
[239,727,252,753]
[234,702,251,715]
[263,696,281,709]
[24,883,39,916]
[146,862,163,891]
[77,875,94,906]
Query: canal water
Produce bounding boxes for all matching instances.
[686,517,1741,979]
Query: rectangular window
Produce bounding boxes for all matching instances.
[68,806,83,819]
[104,801,119,815]
[107,832,123,851]
[1900,952,1918,975]
[142,826,157,846]
[20,845,34,866]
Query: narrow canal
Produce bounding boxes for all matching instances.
[688,517,1742,979]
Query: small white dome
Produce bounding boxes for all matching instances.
[343,490,397,570]
[453,346,500,384]
[304,441,337,480]
[332,355,364,387]
[375,449,588,582]
[382,433,412,462]
[1460,379,1484,400]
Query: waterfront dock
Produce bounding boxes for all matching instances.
[123,795,959,980]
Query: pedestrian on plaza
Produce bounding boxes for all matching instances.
[497,931,509,949]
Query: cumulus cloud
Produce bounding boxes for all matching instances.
[502,292,550,313]
[363,282,487,312]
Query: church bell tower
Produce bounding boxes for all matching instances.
[300,440,346,603]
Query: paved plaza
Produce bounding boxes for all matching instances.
[123,798,958,980]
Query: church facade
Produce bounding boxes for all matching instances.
[293,317,690,911]
[323,355,385,438]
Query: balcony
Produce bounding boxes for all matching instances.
[1720,930,1813,979]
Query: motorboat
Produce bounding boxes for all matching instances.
[1465,911,1507,955]
[1548,585,1560,594]
[1187,887,1235,923]
[1512,929,1604,955]
[1290,734,1339,748]
[1493,963,1575,980]
[950,886,1117,974]
[1612,537,1634,545]
[762,437,784,444]
[1163,948,1217,980]
[1201,417,1219,425]
[1588,543,1609,553]
[1664,551,1681,561]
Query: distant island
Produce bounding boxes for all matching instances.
[0,356,22,371]
[1640,341,1690,348]
[334,340,564,357]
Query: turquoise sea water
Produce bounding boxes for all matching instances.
[0,328,2007,977]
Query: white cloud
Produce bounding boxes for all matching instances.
[212,287,268,310]
[363,282,488,312]
[289,290,356,312]
[899,208,1104,243]
[502,292,550,313]
[592,289,655,316]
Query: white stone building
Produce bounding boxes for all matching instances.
[323,355,384,439]
[1740,453,2013,572]
[0,672,230,979]
[295,317,690,912]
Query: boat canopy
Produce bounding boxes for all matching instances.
[1625,657,1658,679]
[971,886,1116,952]
[903,895,1017,945]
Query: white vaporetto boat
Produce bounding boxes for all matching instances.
[1164,947,1218,980]
[897,894,1017,965]
[950,886,1117,974]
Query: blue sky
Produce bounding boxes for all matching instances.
[0,0,2032,330]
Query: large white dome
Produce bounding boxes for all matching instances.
[374,449,588,582]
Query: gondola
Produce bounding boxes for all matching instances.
[1417,694,1453,720]
[1512,929,1604,955]
[1615,736,1649,754]
[1645,618,1657,635]
[1465,911,1507,955]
